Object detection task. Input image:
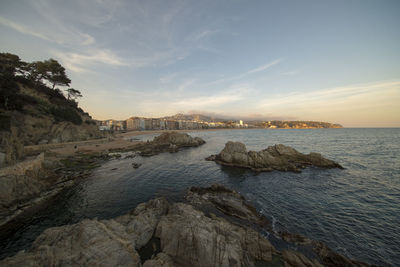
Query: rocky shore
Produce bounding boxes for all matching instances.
[206,141,343,172]
[0,132,205,228]
[0,184,371,267]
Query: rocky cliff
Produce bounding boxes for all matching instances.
[0,81,104,167]
[0,185,371,267]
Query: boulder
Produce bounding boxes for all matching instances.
[207,142,343,172]
[155,202,276,267]
[153,132,205,147]
[136,132,205,156]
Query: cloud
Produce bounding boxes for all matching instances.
[256,80,400,126]
[258,81,400,108]
[172,86,252,109]
[0,16,53,42]
[52,49,129,73]
[206,58,282,86]
[246,58,282,74]
[0,15,96,47]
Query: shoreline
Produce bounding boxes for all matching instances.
[24,127,344,158]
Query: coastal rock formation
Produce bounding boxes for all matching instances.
[155,202,275,266]
[206,142,343,172]
[1,185,370,267]
[186,184,271,228]
[135,132,205,156]
[1,198,168,267]
[0,153,74,227]
[0,127,25,167]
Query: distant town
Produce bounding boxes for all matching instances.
[97,114,343,131]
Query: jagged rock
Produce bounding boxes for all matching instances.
[282,250,324,267]
[0,198,169,267]
[186,184,271,229]
[143,252,175,267]
[280,232,371,267]
[155,202,276,267]
[136,132,205,156]
[207,142,343,172]
[1,186,371,267]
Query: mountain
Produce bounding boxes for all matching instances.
[162,113,225,122]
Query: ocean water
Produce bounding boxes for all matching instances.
[1,128,399,266]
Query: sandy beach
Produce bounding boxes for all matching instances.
[24,128,238,157]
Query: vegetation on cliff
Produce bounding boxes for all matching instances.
[0,52,102,166]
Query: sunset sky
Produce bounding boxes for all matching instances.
[1,0,399,127]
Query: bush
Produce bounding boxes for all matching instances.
[85,120,97,125]
[49,106,82,125]
[0,113,11,131]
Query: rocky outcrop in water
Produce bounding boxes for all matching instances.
[1,185,370,267]
[135,132,205,156]
[206,142,343,172]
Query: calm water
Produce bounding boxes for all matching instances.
[1,129,400,266]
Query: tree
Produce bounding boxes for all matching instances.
[65,88,82,101]
[26,59,70,89]
[0,53,25,76]
[45,59,71,89]
[0,53,22,109]
[26,61,48,85]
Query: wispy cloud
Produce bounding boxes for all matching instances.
[246,58,282,74]
[258,81,400,108]
[255,80,400,126]
[281,70,299,75]
[205,58,283,86]
[52,49,129,73]
[0,16,53,42]
[172,86,252,109]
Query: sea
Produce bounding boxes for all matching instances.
[1,128,399,266]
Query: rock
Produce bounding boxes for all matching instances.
[38,139,48,145]
[207,142,343,172]
[131,162,141,169]
[1,198,169,267]
[155,202,276,267]
[143,252,175,267]
[282,250,324,267]
[1,186,371,267]
[153,132,205,147]
[280,232,371,267]
[135,132,205,156]
[0,127,25,167]
[186,184,271,229]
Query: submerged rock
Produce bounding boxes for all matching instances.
[1,185,370,267]
[206,142,343,172]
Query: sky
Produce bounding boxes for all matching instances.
[0,0,399,127]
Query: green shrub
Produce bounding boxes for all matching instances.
[0,113,11,131]
[49,106,82,125]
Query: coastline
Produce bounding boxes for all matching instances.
[24,127,343,158]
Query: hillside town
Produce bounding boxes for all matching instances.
[98,117,249,131]
[97,115,343,132]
